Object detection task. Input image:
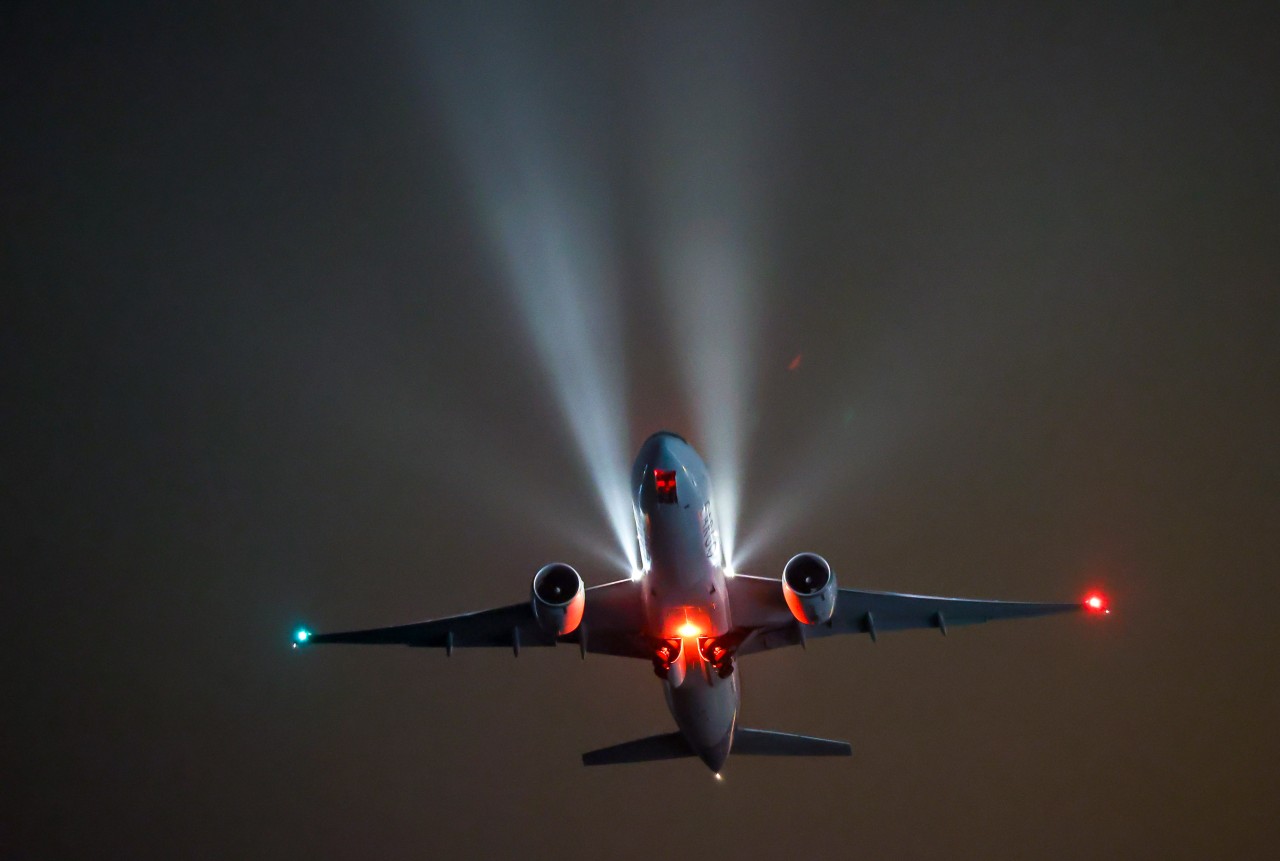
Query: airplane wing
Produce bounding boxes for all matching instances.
[299,578,651,660]
[725,574,1091,656]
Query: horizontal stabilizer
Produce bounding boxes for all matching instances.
[732,728,852,757]
[582,732,694,766]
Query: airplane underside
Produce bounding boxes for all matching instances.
[295,430,1106,774]
[601,621,850,771]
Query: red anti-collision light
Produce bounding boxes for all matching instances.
[1084,592,1111,614]
[654,469,678,504]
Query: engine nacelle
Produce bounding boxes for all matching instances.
[782,552,837,625]
[531,563,585,636]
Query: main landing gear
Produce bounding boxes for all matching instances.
[652,638,682,680]
[699,637,735,679]
[650,637,736,680]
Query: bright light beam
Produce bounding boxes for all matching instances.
[415,8,638,573]
[662,234,756,574]
[488,179,638,574]
[637,12,778,575]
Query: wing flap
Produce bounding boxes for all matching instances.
[307,603,555,649]
[303,578,653,659]
[836,589,1079,631]
[728,574,1085,656]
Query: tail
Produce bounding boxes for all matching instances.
[581,732,694,766]
[731,728,852,757]
[582,728,851,766]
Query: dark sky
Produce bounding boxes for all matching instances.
[5,2,1279,858]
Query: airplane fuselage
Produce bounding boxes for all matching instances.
[299,429,1102,772]
[631,431,738,772]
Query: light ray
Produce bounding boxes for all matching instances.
[415,7,638,573]
[635,11,781,574]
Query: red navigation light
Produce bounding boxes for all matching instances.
[1084,592,1111,614]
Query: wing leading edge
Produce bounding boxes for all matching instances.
[300,578,652,659]
[726,574,1088,656]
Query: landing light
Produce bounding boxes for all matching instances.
[631,568,645,582]
[1083,593,1111,615]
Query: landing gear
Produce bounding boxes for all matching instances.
[698,636,736,679]
[652,638,683,681]
[651,636,736,681]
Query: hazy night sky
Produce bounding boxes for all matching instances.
[5,3,1278,858]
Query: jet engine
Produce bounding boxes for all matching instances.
[531,563,585,636]
[782,552,837,625]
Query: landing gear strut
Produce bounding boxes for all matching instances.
[651,634,740,681]
[652,638,682,680]
[699,636,736,679]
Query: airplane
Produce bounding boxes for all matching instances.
[293,430,1110,774]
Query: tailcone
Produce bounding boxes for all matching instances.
[696,730,733,773]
